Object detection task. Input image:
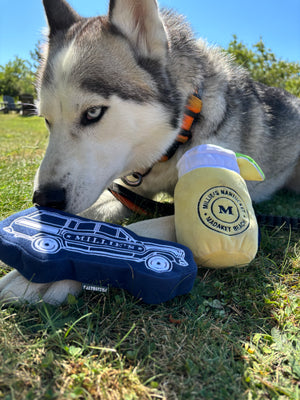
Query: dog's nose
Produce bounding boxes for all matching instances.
[33,186,67,210]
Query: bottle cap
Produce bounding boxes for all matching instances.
[177,144,240,178]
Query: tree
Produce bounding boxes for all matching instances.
[30,40,43,72]
[1,38,299,99]
[226,35,300,97]
[0,57,35,98]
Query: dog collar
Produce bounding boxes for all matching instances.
[121,89,203,187]
[160,89,203,162]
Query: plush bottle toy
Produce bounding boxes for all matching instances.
[174,144,264,268]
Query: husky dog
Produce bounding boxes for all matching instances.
[0,0,299,304]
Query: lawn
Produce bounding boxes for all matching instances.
[0,114,299,400]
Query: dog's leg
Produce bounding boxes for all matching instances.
[80,189,132,222]
[127,215,176,242]
[0,269,82,305]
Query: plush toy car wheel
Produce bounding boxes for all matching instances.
[145,254,172,273]
[32,236,61,254]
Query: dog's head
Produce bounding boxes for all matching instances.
[34,0,184,214]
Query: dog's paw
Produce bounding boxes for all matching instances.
[0,270,82,305]
[41,279,82,305]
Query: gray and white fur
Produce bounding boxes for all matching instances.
[0,0,299,304]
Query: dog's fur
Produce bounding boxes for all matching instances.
[0,0,299,304]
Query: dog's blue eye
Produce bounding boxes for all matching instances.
[87,107,102,120]
[81,106,108,126]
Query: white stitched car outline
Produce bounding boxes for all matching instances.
[4,210,188,273]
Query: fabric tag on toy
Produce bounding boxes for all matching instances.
[0,207,197,304]
[82,283,108,293]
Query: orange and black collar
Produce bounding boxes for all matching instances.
[159,89,203,162]
[109,89,203,216]
[120,89,203,187]
[108,183,174,217]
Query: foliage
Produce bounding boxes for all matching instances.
[30,40,43,72]
[0,115,299,399]
[1,35,299,100]
[0,56,36,98]
[226,35,300,97]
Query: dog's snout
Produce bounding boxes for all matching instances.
[33,186,67,210]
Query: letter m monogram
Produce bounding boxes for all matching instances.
[218,205,234,215]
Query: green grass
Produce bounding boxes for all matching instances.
[0,114,299,399]
[0,114,48,218]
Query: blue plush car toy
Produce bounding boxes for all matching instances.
[0,207,197,304]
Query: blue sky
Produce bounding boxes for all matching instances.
[0,0,299,66]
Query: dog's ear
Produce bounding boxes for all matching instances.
[108,0,168,60]
[43,0,81,37]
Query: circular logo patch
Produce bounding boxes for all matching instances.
[197,186,250,236]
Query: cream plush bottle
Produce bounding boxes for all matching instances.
[174,144,264,268]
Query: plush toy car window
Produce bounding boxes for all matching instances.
[0,207,197,304]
